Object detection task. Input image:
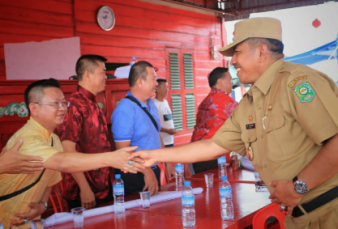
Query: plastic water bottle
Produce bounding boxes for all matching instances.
[0,222,3,229]
[130,56,136,66]
[218,156,227,178]
[219,176,234,220]
[181,181,196,227]
[175,163,185,191]
[113,174,125,213]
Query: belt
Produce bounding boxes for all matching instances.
[151,165,159,170]
[292,186,338,217]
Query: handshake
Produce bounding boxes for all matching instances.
[113,146,156,173]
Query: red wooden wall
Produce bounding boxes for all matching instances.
[0,0,224,145]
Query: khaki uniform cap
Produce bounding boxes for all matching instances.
[219,17,282,56]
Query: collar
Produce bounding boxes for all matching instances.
[247,58,285,97]
[28,117,53,142]
[211,88,228,95]
[127,91,152,108]
[77,85,96,102]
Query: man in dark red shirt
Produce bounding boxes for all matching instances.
[191,67,238,173]
[56,54,113,210]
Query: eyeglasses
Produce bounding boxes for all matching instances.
[34,102,70,109]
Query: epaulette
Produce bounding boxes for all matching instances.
[278,61,304,74]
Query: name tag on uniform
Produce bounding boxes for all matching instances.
[246,123,256,129]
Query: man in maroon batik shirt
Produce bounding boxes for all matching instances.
[55,54,112,210]
[191,67,238,174]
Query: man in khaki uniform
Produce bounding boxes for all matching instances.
[130,17,338,229]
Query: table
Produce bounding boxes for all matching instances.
[46,169,270,229]
[45,209,236,229]
[187,166,256,183]
[156,179,270,229]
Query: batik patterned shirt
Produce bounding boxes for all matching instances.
[191,88,238,142]
[55,85,111,200]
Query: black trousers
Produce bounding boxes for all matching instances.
[192,159,218,174]
[115,165,161,196]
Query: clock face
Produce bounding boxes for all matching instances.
[97,6,115,31]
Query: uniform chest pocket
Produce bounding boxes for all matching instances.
[241,129,257,143]
[265,113,296,160]
[265,113,285,133]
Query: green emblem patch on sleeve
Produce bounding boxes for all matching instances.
[294,82,316,102]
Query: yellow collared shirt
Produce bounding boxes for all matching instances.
[0,117,62,229]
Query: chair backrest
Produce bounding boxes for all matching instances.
[49,182,69,213]
[184,164,192,177]
[252,203,286,229]
[157,162,169,186]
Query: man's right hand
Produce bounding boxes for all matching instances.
[128,150,156,167]
[167,128,177,135]
[80,187,96,209]
[143,168,159,195]
[109,146,145,173]
[0,139,44,174]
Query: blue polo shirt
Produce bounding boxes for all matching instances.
[111,91,162,154]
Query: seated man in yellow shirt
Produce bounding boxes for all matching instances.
[0,78,144,229]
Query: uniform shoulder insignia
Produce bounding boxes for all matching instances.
[294,82,316,103]
[288,75,307,88]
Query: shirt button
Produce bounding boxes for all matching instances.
[261,134,263,139]
[264,164,267,168]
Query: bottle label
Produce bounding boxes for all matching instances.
[182,195,195,207]
[113,185,124,195]
[175,164,184,173]
[218,157,226,165]
[219,187,232,198]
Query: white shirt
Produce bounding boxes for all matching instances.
[153,98,175,145]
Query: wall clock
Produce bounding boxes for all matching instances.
[97,6,115,31]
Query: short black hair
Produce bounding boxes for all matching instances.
[24,78,61,115]
[156,78,167,86]
[128,61,153,87]
[75,54,107,81]
[208,67,228,88]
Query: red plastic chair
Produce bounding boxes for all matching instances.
[49,182,69,213]
[158,162,170,185]
[252,203,286,229]
[184,164,192,177]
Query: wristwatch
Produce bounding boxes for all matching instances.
[293,176,309,194]
[39,200,48,210]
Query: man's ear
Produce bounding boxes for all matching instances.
[29,103,38,116]
[258,44,269,62]
[217,78,223,87]
[136,77,143,88]
[83,70,91,82]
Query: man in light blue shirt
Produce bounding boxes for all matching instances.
[111,61,164,196]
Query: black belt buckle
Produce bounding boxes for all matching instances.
[292,186,338,218]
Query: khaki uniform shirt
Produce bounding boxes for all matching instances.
[0,117,62,229]
[213,58,338,205]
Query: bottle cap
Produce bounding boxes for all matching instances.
[115,174,121,179]
[221,176,228,181]
[184,181,191,186]
[132,56,136,60]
